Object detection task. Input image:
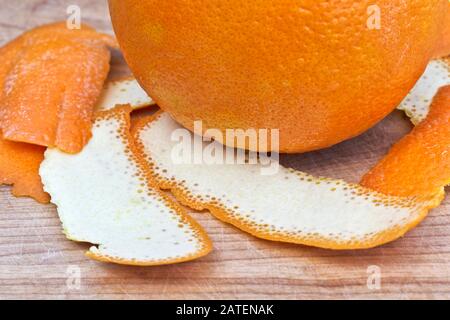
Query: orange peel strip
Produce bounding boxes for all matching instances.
[0,138,49,203]
[362,85,450,198]
[133,112,438,250]
[0,22,116,154]
[39,106,211,266]
[96,76,155,111]
[0,75,154,204]
[397,58,450,125]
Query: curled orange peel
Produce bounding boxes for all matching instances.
[40,106,212,265]
[0,139,49,203]
[128,59,449,251]
[0,22,116,154]
[398,58,450,125]
[362,84,450,199]
[133,111,438,250]
[1,72,154,204]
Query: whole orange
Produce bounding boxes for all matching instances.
[109,0,450,153]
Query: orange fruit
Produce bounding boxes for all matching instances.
[109,0,450,153]
[434,7,450,59]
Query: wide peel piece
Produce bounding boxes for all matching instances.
[0,75,154,203]
[134,112,438,250]
[0,22,117,154]
[40,106,211,265]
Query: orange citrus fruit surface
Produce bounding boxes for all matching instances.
[110,0,450,153]
[434,7,450,59]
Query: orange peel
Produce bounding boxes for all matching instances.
[0,22,116,154]
[96,76,155,111]
[39,106,212,266]
[0,139,49,203]
[398,58,450,125]
[362,85,450,198]
[133,112,438,250]
[433,5,450,59]
[0,74,154,204]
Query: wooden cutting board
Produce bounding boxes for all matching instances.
[1,0,449,300]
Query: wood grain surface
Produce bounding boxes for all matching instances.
[1,0,449,300]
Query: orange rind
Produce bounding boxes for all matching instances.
[433,5,450,59]
[0,74,154,204]
[0,22,116,154]
[0,138,49,203]
[96,76,155,111]
[39,106,212,265]
[398,58,450,125]
[133,112,439,250]
[362,85,450,198]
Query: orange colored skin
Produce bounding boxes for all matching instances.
[0,138,49,203]
[109,0,449,153]
[0,23,116,154]
[0,23,116,203]
[361,85,450,198]
[433,2,450,59]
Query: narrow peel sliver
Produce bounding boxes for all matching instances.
[362,85,450,197]
[134,112,439,250]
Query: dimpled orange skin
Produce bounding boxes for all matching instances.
[0,139,49,203]
[109,0,450,153]
[361,85,450,198]
[0,23,116,154]
[434,6,450,59]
